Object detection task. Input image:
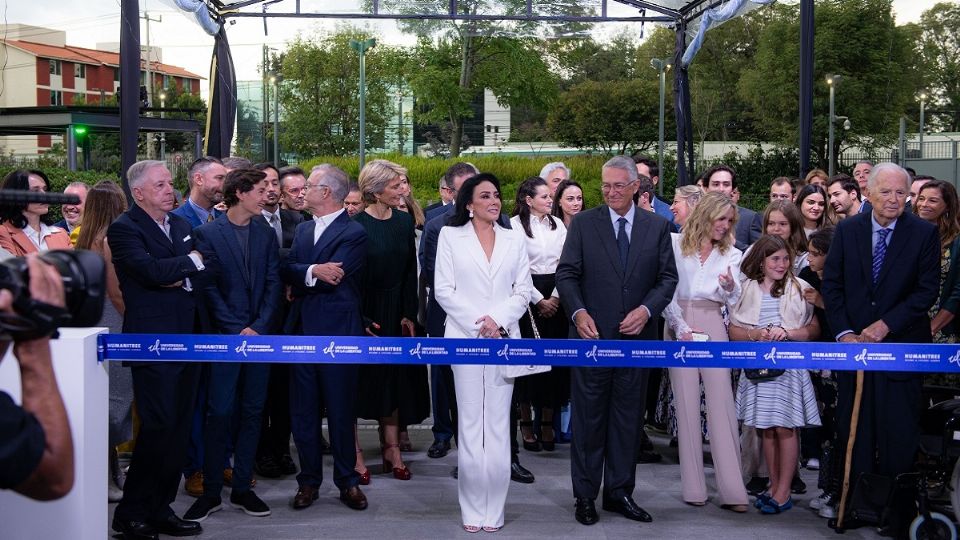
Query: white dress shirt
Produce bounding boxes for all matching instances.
[24,223,58,251]
[509,214,567,304]
[153,214,204,291]
[663,233,743,336]
[304,208,346,286]
[608,204,636,241]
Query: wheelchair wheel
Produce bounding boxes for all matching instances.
[910,512,957,540]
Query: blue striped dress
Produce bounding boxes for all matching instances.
[736,293,821,429]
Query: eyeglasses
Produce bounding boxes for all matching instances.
[601,180,636,193]
[304,183,328,193]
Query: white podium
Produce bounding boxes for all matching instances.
[0,328,107,540]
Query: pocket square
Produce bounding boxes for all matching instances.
[183,234,191,241]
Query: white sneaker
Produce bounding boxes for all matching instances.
[805,458,820,470]
[809,491,831,510]
[818,503,837,519]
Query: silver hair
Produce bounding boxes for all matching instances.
[867,162,910,191]
[602,156,639,181]
[539,162,570,180]
[310,164,350,203]
[126,160,167,190]
[65,181,89,193]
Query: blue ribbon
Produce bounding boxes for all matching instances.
[98,334,960,373]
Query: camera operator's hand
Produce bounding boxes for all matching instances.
[0,255,74,500]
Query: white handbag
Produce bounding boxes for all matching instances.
[500,305,551,379]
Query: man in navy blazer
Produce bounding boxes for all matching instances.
[184,169,281,523]
[172,157,227,227]
[633,155,676,231]
[281,164,370,511]
[557,156,678,526]
[109,161,207,539]
[702,164,761,249]
[821,162,939,530]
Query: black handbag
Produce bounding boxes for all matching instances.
[744,367,785,382]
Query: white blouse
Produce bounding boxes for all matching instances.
[509,214,567,304]
[663,232,743,336]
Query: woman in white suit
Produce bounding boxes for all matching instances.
[435,173,534,533]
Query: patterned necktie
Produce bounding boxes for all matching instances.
[617,217,629,270]
[207,212,215,223]
[872,227,889,284]
[270,213,282,244]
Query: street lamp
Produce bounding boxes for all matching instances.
[826,74,843,178]
[919,92,927,158]
[396,88,404,154]
[349,38,377,169]
[269,73,281,167]
[650,58,671,197]
[158,91,166,161]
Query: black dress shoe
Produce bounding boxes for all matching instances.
[428,439,451,459]
[319,435,332,454]
[636,449,663,464]
[339,486,368,510]
[510,461,535,484]
[602,495,653,522]
[575,498,599,525]
[148,515,202,537]
[111,516,159,540]
[279,454,298,475]
[254,455,283,478]
[791,474,807,494]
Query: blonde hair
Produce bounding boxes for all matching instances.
[358,159,407,205]
[679,191,738,257]
[674,185,704,208]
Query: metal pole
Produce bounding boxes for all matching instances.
[359,49,367,169]
[273,80,279,167]
[919,95,926,159]
[898,116,907,167]
[66,126,77,171]
[657,62,666,197]
[397,91,403,154]
[120,0,140,202]
[798,0,814,177]
[160,95,166,161]
[828,82,835,178]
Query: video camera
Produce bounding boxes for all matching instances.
[0,189,105,340]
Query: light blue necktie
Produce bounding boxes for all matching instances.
[872,228,889,284]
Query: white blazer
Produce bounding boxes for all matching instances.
[435,222,534,339]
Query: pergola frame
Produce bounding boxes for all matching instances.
[119,0,815,190]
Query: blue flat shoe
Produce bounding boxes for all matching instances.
[759,497,793,514]
[753,492,772,509]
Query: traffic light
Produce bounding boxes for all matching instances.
[72,125,91,170]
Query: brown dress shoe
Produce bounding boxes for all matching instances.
[293,485,319,510]
[184,472,203,498]
[339,486,368,510]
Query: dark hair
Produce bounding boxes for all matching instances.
[762,200,807,257]
[443,162,479,190]
[223,168,267,208]
[0,169,52,228]
[794,184,828,228]
[76,180,127,250]
[631,154,659,179]
[827,175,860,200]
[278,166,304,180]
[552,179,583,220]
[632,175,655,206]
[448,173,500,227]
[906,167,917,180]
[512,176,556,238]
[915,180,960,247]
[808,226,835,255]
[702,164,738,190]
[188,156,223,182]
[347,182,361,194]
[770,176,794,193]
[254,162,279,177]
[740,234,796,298]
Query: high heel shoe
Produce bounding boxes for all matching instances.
[520,421,541,452]
[355,449,370,485]
[381,443,411,480]
[540,425,556,452]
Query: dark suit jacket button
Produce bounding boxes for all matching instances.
[871,301,876,306]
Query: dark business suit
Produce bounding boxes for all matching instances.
[556,205,678,502]
[171,199,223,229]
[423,200,445,216]
[734,205,762,250]
[282,212,367,490]
[821,210,939,516]
[109,203,205,523]
[253,208,304,467]
[194,215,281,497]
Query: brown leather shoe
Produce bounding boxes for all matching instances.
[184,471,203,498]
[223,468,256,489]
[339,486,368,510]
[292,485,319,510]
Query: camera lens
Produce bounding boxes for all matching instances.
[0,249,105,328]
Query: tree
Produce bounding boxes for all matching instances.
[547,79,659,155]
[738,0,918,169]
[278,28,404,158]
[914,2,960,132]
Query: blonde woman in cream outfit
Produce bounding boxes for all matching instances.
[662,191,750,512]
[435,173,534,533]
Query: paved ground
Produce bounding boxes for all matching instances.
[109,425,881,540]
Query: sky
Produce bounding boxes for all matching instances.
[1,0,948,100]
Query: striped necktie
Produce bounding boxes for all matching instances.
[872,228,889,284]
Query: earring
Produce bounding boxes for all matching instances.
[469,209,474,218]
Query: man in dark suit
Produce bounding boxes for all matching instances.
[109,160,208,540]
[183,168,282,523]
[251,163,303,479]
[53,181,88,234]
[702,164,761,249]
[282,164,369,511]
[172,157,227,227]
[821,162,939,532]
[556,155,678,526]
[422,176,455,216]
[632,155,676,231]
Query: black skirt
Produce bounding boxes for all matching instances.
[516,273,570,408]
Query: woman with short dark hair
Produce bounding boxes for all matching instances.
[0,170,72,256]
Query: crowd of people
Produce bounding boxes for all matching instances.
[0,153,946,539]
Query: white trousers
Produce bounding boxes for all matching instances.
[453,364,514,528]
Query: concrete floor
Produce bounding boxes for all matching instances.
[109,425,880,540]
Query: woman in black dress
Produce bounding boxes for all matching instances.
[353,159,428,481]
